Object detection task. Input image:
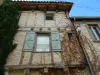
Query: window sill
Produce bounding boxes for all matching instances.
[93,40,100,43]
[45,20,55,21]
[33,51,51,53]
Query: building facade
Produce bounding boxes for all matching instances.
[70,17,100,75]
[4,1,100,75]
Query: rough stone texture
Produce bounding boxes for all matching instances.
[35,11,45,27]
[55,12,70,27]
[32,53,52,64]
[75,22,100,74]
[30,70,41,75]
[6,32,26,65]
[18,28,31,31]
[32,53,41,64]
[27,12,35,27]
[18,11,71,28]
[9,70,24,75]
[51,28,58,31]
[69,67,90,75]
[81,24,100,59]
[53,52,62,64]
[22,52,31,65]
[42,53,51,64]
[18,12,29,27]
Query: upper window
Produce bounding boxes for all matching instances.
[36,34,50,52]
[88,24,100,41]
[45,13,54,20]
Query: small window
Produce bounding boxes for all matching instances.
[88,24,100,40]
[68,33,73,40]
[45,13,54,20]
[36,34,50,52]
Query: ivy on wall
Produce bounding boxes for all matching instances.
[0,0,20,75]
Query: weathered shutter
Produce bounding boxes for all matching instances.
[23,32,35,51]
[51,32,61,51]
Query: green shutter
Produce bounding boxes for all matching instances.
[51,32,61,51]
[23,32,35,51]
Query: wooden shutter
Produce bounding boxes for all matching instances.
[23,32,35,51]
[51,32,61,51]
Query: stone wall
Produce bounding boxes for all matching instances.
[5,11,90,75]
[74,21,100,75]
[18,11,71,28]
[5,11,71,66]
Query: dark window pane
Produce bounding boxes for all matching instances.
[68,33,73,40]
[46,13,54,20]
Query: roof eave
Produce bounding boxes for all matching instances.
[13,1,73,12]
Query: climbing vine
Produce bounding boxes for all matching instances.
[0,0,20,75]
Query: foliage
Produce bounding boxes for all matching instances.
[0,0,20,75]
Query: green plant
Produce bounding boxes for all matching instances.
[0,0,20,75]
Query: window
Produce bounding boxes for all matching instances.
[23,32,61,52]
[36,34,50,52]
[68,33,73,40]
[88,24,100,40]
[45,13,54,20]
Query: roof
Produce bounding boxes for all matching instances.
[69,16,100,22]
[12,1,73,12]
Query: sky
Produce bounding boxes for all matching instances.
[31,0,100,17]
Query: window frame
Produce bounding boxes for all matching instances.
[45,13,54,20]
[87,24,100,41]
[34,32,52,53]
[68,33,74,41]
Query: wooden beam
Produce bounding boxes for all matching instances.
[5,63,85,70]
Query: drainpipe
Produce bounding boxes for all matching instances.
[69,17,95,75]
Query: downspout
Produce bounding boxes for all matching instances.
[69,17,95,75]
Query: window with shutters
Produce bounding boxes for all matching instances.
[23,32,61,52]
[88,24,100,41]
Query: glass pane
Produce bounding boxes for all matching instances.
[46,13,54,20]
[36,34,50,52]
[93,27,100,40]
